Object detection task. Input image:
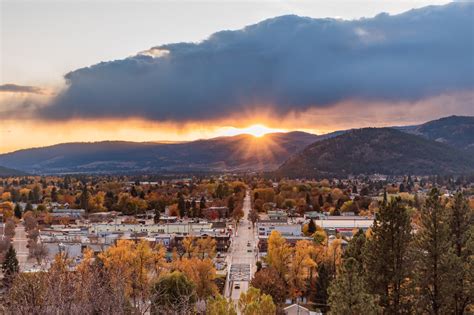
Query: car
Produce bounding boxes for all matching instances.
[247,249,253,253]
[248,226,251,229]
[234,283,240,290]
[247,242,251,247]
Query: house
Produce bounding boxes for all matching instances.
[283,304,322,315]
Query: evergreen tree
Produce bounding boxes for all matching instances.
[178,193,186,217]
[307,219,317,235]
[227,196,235,217]
[200,196,206,210]
[328,258,380,315]
[14,203,22,219]
[311,263,331,313]
[446,192,473,314]
[80,184,90,212]
[364,197,413,313]
[2,246,19,285]
[51,187,58,202]
[25,202,33,212]
[344,228,366,264]
[413,188,451,314]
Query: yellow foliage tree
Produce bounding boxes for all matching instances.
[265,231,292,279]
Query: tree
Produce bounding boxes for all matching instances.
[152,271,197,314]
[265,231,292,279]
[175,257,217,300]
[311,262,331,313]
[248,208,259,228]
[28,242,49,265]
[446,192,473,314]
[80,184,90,212]
[196,237,217,260]
[307,219,317,234]
[2,245,19,285]
[328,258,380,315]
[206,294,237,315]
[14,203,22,219]
[178,193,186,217]
[287,240,316,299]
[238,287,276,315]
[251,267,287,304]
[364,197,413,313]
[413,188,452,314]
[200,196,207,211]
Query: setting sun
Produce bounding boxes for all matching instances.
[222,124,285,138]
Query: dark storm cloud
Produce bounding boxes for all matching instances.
[38,2,474,121]
[0,84,45,94]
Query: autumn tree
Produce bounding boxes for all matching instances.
[287,240,316,299]
[265,231,292,279]
[238,287,276,315]
[175,257,217,300]
[251,267,287,304]
[206,294,237,315]
[248,208,259,228]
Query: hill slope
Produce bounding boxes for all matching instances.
[0,166,28,177]
[0,132,319,174]
[404,115,474,152]
[277,128,474,178]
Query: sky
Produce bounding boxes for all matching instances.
[1,0,473,153]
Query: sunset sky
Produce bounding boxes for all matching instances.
[1,0,473,153]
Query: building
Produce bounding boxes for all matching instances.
[89,222,213,235]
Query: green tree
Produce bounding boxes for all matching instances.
[413,188,452,314]
[364,197,413,313]
[14,203,22,219]
[446,192,474,314]
[178,193,186,217]
[328,258,379,315]
[151,271,196,314]
[307,219,317,235]
[206,294,237,315]
[2,246,19,285]
[80,184,90,212]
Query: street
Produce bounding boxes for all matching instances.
[12,225,30,271]
[226,190,257,306]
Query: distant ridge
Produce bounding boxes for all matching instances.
[276,127,474,178]
[0,132,319,174]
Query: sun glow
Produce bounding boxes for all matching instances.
[223,124,285,138]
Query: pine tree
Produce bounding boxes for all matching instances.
[413,188,451,314]
[307,219,317,235]
[446,192,473,314]
[2,245,19,285]
[178,193,186,217]
[328,258,380,315]
[14,203,22,219]
[364,197,413,313]
[80,184,90,212]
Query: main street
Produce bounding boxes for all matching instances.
[12,225,30,271]
[226,190,257,306]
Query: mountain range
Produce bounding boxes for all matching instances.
[0,115,472,176]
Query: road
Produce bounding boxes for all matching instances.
[226,190,257,307]
[12,225,30,270]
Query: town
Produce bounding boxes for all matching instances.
[0,174,472,314]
